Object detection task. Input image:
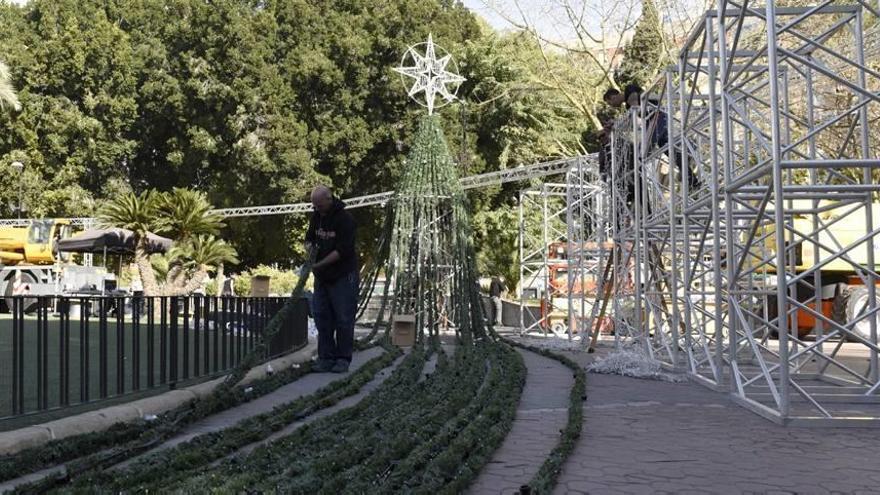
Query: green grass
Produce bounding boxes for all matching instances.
[0,312,251,426]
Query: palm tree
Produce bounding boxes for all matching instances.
[166,235,238,295]
[0,60,21,112]
[156,188,224,240]
[98,191,163,295]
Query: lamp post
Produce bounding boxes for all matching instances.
[10,161,23,219]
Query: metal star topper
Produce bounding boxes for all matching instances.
[394,34,466,114]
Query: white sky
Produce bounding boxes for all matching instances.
[461,0,594,45]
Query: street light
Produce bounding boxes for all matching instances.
[10,161,23,219]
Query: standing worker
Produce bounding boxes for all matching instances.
[489,276,505,326]
[305,185,359,373]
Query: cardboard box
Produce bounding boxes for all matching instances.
[251,275,271,297]
[391,314,416,347]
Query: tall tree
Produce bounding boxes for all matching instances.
[617,0,669,89]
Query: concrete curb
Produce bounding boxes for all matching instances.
[0,342,317,456]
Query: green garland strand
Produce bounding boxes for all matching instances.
[57,343,401,492]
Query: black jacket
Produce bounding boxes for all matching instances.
[305,198,358,283]
[489,277,504,298]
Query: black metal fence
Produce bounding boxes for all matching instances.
[1,295,308,420]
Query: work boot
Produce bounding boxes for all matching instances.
[312,358,334,373]
[330,359,350,374]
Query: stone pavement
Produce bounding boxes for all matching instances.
[469,348,573,495]
[553,348,880,494]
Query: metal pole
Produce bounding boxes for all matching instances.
[854,9,879,383]
[542,185,550,337]
[566,168,576,341]
[17,173,22,220]
[679,53,695,374]
[764,0,791,417]
[667,69,680,368]
[632,107,645,353]
[716,1,740,389]
[518,191,525,336]
[611,128,621,349]
[706,17,726,386]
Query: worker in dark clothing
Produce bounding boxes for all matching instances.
[489,276,504,326]
[604,85,701,190]
[305,185,359,373]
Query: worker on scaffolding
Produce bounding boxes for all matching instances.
[306,185,359,374]
[603,84,701,191]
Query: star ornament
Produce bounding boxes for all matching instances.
[394,34,466,114]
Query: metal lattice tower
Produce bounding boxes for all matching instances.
[516,156,609,340]
[609,0,880,425]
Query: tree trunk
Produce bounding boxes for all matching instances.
[178,267,209,296]
[135,239,162,296]
[215,263,226,296]
[166,264,184,287]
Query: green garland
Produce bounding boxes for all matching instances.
[158,344,432,492]
[384,341,525,494]
[0,347,318,486]
[128,341,525,494]
[60,343,401,492]
[503,338,587,495]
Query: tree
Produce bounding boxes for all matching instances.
[617,0,668,89]
[99,188,237,296]
[166,234,239,294]
[156,188,224,240]
[479,0,709,131]
[97,190,163,295]
[0,0,599,275]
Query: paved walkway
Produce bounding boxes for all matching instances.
[553,347,880,494]
[469,348,573,495]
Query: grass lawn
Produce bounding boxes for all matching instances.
[0,312,254,424]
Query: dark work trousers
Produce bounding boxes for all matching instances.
[652,112,700,190]
[311,270,359,363]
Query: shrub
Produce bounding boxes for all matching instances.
[232,265,311,296]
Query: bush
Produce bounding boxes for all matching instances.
[232,265,311,296]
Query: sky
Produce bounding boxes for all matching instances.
[461,0,588,45]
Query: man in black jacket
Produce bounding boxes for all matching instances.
[305,185,359,373]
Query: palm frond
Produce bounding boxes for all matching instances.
[97,191,161,235]
[156,188,224,239]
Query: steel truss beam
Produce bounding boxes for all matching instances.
[0,157,585,227]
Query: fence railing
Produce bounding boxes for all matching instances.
[1,295,308,420]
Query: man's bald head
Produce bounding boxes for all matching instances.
[311,185,334,216]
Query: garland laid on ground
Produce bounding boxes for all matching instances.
[503,337,587,495]
[0,345,319,485]
[101,339,523,494]
[147,343,432,492]
[57,343,402,492]
[378,339,525,494]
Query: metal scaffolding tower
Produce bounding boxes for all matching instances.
[609,0,880,425]
[517,156,609,339]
